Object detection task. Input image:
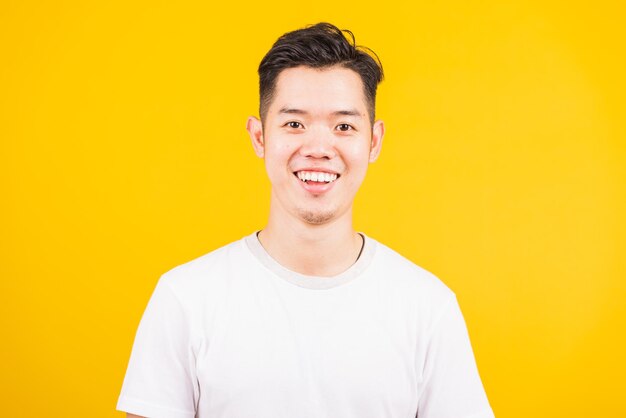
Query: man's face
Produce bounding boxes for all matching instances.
[247,65,384,226]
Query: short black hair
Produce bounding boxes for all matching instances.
[258,22,384,124]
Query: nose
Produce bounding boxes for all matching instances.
[299,129,336,160]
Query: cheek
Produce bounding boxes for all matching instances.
[343,142,372,169]
[264,142,298,175]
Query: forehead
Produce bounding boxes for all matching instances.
[269,66,368,116]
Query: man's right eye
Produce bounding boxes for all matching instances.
[286,121,303,129]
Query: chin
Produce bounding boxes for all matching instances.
[297,209,336,225]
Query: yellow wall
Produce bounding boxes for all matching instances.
[2,1,624,417]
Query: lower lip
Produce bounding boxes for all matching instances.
[295,175,338,195]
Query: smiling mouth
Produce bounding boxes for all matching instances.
[294,170,339,183]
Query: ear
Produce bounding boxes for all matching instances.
[369,119,385,163]
[246,116,265,158]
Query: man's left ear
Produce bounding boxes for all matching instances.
[369,120,385,163]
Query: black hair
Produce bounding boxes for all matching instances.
[258,22,384,124]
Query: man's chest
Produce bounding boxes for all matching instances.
[193,286,422,417]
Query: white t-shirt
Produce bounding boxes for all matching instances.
[117,232,494,418]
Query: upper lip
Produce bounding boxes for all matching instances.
[293,167,340,175]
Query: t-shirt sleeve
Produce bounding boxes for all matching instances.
[417,294,495,418]
[117,276,199,418]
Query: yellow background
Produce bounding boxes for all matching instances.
[2,1,625,417]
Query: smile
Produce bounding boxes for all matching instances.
[295,170,339,183]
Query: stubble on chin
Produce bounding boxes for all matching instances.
[297,208,335,225]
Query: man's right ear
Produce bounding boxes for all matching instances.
[246,116,264,158]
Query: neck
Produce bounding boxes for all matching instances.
[258,206,363,277]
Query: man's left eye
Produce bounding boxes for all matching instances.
[336,124,353,132]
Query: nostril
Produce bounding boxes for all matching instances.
[299,141,336,159]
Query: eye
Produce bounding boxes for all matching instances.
[336,123,354,132]
[286,121,303,129]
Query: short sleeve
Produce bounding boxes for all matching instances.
[117,276,199,418]
[417,295,494,418]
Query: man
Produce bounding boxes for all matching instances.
[117,23,494,418]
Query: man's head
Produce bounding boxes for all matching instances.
[258,22,384,124]
[247,23,385,227]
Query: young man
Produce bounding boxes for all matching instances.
[118,23,494,418]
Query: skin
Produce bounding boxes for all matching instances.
[246,65,385,277]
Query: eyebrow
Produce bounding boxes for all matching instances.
[278,107,363,118]
[278,107,308,115]
[333,109,363,118]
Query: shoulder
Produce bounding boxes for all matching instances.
[157,236,250,302]
[368,237,455,305]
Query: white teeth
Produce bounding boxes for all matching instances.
[296,171,338,183]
